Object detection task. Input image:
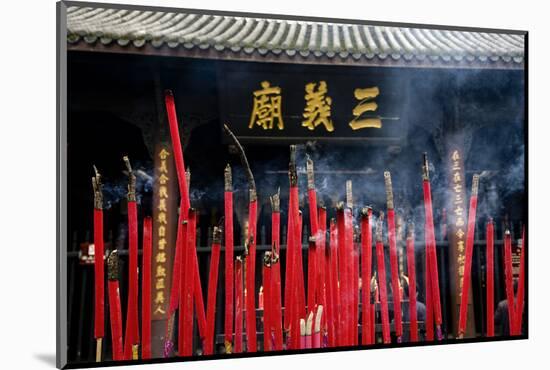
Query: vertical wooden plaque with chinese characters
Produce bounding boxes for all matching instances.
[151,143,177,321]
[447,147,475,337]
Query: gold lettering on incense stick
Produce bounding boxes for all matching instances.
[302,81,334,132]
[249,81,284,130]
[349,86,382,130]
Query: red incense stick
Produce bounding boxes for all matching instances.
[270,191,284,350]
[234,257,244,353]
[141,217,152,359]
[92,167,105,362]
[123,157,140,360]
[180,210,196,356]
[262,253,273,351]
[360,207,373,345]
[107,251,124,361]
[224,165,234,353]
[336,205,351,345]
[486,219,495,337]
[406,225,418,342]
[384,172,403,341]
[425,251,434,341]
[458,174,480,338]
[422,154,443,340]
[307,236,317,317]
[375,217,391,344]
[306,157,320,312]
[318,206,328,344]
[205,227,222,355]
[503,230,516,335]
[327,219,339,347]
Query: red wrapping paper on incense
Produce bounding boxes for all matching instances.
[361,208,373,345]
[124,179,140,360]
[503,231,516,335]
[107,251,124,361]
[246,196,258,352]
[270,194,283,351]
[336,208,350,345]
[486,220,494,337]
[425,251,434,340]
[224,165,234,352]
[327,219,339,347]
[205,227,222,355]
[345,209,354,345]
[141,217,153,359]
[284,194,295,345]
[515,227,526,335]
[234,257,244,353]
[421,155,443,339]
[180,210,197,356]
[458,175,479,337]
[384,172,403,340]
[292,211,305,350]
[262,258,272,351]
[406,228,418,342]
[375,225,391,344]
[164,90,192,353]
[317,207,327,344]
[93,209,105,340]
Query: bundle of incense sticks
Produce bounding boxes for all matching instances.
[360,207,373,345]
[204,226,222,355]
[384,172,403,342]
[164,90,192,355]
[234,256,244,353]
[422,154,443,340]
[406,224,418,342]
[141,217,153,359]
[486,219,495,337]
[270,191,284,350]
[224,165,234,353]
[123,156,140,360]
[375,215,391,344]
[224,124,258,353]
[458,174,480,338]
[92,166,105,362]
[107,251,124,361]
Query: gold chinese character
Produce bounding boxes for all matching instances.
[160,160,168,174]
[454,184,462,193]
[159,185,168,199]
[159,148,170,160]
[154,305,166,315]
[302,81,334,132]
[452,150,460,161]
[456,217,465,227]
[159,173,169,185]
[156,277,166,290]
[156,265,166,278]
[158,198,167,212]
[457,240,465,253]
[456,229,465,239]
[158,238,167,250]
[454,207,464,217]
[156,252,167,263]
[159,226,166,238]
[158,211,167,225]
[349,87,382,130]
[452,161,460,171]
[248,81,284,130]
[453,172,462,183]
[154,291,165,304]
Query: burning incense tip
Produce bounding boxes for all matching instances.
[471,174,480,196]
[375,219,383,242]
[289,145,298,186]
[505,229,511,236]
[336,201,345,211]
[263,251,273,267]
[422,153,430,180]
[270,188,280,212]
[92,166,103,209]
[123,156,136,202]
[383,171,394,210]
[346,180,353,209]
[270,242,280,264]
[224,164,232,191]
[164,89,174,98]
[306,155,315,190]
[361,206,372,218]
[107,250,119,281]
[224,124,256,196]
